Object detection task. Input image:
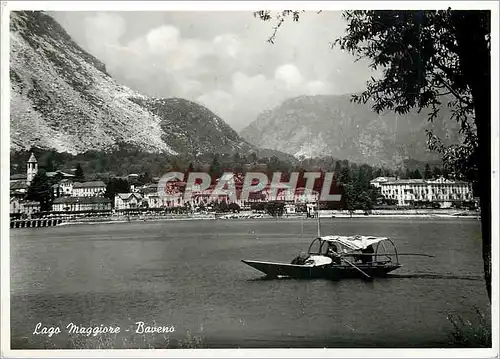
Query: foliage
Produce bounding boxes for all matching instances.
[104,178,131,206]
[228,202,241,213]
[266,201,285,217]
[447,307,491,348]
[26,170,53,211]
[254,10,304,44]
[424,164,432,179]
[212,200,229,213]
[74,163,84,181]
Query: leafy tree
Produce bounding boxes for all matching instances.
[138,171,152,185]
[413,169,423,179]
[26,170,53,212]
[228,202,241,213]
[74,163,84,181]
[433,166,442,178]
[334,161,342,174]
[339,166,351,184]
[210,154,222,182]
[338,10,491,301]
[104,178,131,206]
[341,183,356,215]
[215,200,229,213]
[256,9,491,300]
[266,201,285,217]
[44,155,56,172]
[424,164,432,179]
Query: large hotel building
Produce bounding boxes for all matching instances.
[370,176,475,208]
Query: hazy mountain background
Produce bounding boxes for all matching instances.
[240,94,461,168]
[10,10,292,160]
[10,11,459,170]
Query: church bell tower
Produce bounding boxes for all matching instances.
[26,152,38,186]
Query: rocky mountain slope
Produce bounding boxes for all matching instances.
[10,11,277,158]
[240,94,461,167]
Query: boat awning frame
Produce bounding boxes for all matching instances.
[307,235,394,255]
[319,235,389,251]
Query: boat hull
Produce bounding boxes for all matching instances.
[241,260,401,279]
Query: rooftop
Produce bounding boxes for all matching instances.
[10,181,28,190]
[73,181,106,188]
[378,177,469,186]
[116,193,143,200]
[28,153,37,163]
[46,171,75,178]
[10,174,27,180]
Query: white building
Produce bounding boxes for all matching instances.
[372,177,474,208]
[114,193,145,210]
[72,181,106,197]
[53,197,112,212]
[145,193,185,208]
[10,198,40,216]
[53,179,74,197]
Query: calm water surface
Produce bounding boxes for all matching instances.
[10,218,490,348]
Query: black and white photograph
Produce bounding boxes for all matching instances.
[1,1,498,357]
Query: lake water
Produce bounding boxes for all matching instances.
[10,217,491,348]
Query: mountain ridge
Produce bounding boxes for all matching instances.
[240,94,461,167]
[10,11,295,161]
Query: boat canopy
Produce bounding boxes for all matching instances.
[319,235,389,251]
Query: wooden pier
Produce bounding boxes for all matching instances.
[10,218,64,229]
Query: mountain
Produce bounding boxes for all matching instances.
[10,11,292,160]
[240,94,462,167]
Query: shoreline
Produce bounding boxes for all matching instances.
[53,212,480,227]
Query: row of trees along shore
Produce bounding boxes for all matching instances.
[21,148,473,216]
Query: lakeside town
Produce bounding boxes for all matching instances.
[10,152,479,227]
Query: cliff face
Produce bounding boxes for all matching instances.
[240,94,461,167]
[9,11,260,157]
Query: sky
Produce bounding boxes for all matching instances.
[49,11,377,131]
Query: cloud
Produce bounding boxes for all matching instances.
[83,13,126,72]
[51,11,377,131]
[306,80,333,95]
[213,33,240,58]
[232,72,267,95]
[146,25,180,54]
[274,64,303,89]
[197,90,235,118]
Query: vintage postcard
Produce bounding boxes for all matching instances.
[1,1,498,358]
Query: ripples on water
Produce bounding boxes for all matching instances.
[10,218,490,348]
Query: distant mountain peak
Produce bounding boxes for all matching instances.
[240,94,461,167]
[9,10,272,158]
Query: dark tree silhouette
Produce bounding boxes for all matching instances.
[26,170,53,212]
[424,164,432,179]
[104,178,131,207]
[74,163,84,181]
